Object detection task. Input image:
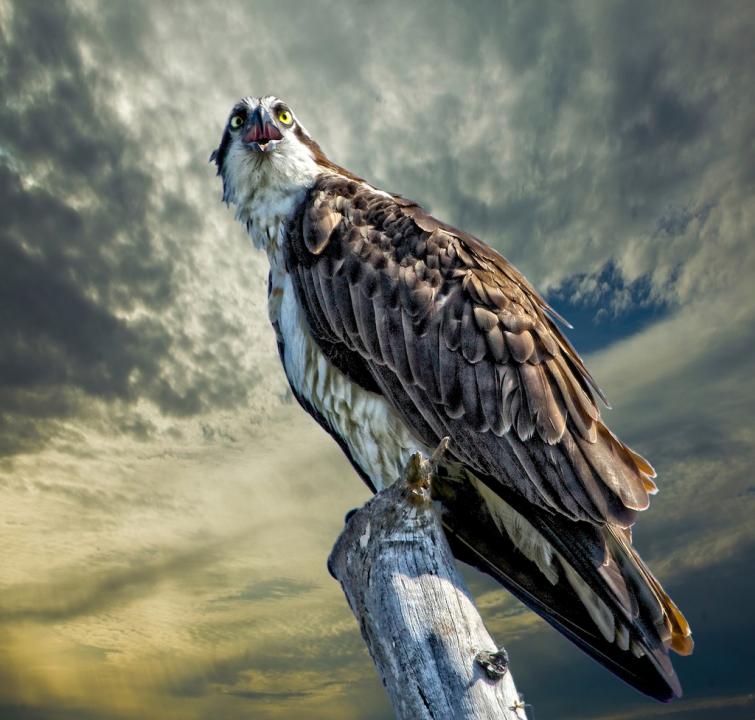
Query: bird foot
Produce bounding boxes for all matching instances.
[403,437,451,503]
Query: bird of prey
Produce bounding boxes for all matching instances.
[211,95,693,701]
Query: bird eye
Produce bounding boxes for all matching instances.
[277,109,293,125]
[230,115,244,129]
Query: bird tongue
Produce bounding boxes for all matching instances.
[244,123,282,144]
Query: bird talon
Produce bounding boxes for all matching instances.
[429,436,451,468]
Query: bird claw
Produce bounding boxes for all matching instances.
[402,438,452,505]
[429,436,450,468]
[475,646,509,679]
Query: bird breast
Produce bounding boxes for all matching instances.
[273,270,426,490]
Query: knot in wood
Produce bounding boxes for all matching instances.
[475,647,510,680]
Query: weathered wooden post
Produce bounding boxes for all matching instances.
[328,441,529,720]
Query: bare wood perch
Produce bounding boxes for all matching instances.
[328,443,529,720]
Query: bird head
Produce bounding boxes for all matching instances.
[210,95,334,207]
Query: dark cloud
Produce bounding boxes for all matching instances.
[2,0,752,458]
[0,1,168,450]
[0,168,169,395]
[217,577,319,603]
[227,689,312,701]
[0,705,124,720]
[0,1,753,719]
[0,542,224,623]
[166,625,369,696]
[0,0,266,457]
[342,2,755,309]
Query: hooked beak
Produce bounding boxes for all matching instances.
[243,106,283,153]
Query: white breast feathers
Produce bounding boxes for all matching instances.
[274,272,426,491]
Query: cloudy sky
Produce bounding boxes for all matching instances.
[1,1,754,718]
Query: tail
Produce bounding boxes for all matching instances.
[433,466,693,701]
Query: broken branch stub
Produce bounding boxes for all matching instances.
[328,446,528,719]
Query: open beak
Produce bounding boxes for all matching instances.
[243,106,283,153]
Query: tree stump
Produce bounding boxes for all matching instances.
[328,443,529,719]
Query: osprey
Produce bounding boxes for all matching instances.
[211,95,693,700]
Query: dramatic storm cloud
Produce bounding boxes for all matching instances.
[0,1,753,719]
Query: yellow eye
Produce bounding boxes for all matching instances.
[277,109,293,125]
[230,115,244,129]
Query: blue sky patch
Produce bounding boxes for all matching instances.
[547,261,672,355]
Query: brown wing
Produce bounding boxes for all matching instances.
[285,176,693,699]
[286,175,657,528]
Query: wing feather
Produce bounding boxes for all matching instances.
[331,268,361,345]
[475,359,505,435]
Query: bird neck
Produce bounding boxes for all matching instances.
[234,155,321,257]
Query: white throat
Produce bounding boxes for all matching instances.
[225,139,321,257]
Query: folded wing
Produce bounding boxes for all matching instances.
[284,175,692,699]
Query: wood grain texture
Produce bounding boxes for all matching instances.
[329,449,528,720]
